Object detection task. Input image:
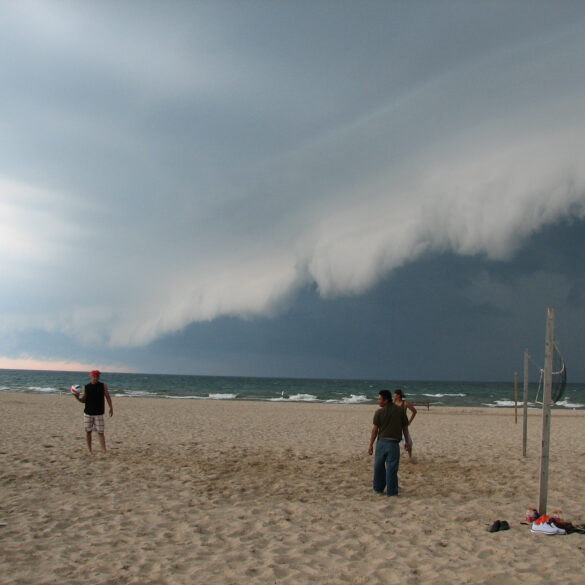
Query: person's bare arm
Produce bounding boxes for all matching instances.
[368,425,379,455]
[104,384,114,416]
[405,401,417,425]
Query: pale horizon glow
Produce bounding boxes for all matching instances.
[0,356,131,374]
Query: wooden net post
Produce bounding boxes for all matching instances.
[538,307,554,515]
[514,372,519,424]
[522,348,529,457]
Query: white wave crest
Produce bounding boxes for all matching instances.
[287,393,319,402]
[208,393,238,400]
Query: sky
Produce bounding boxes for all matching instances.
[1,1,585,382]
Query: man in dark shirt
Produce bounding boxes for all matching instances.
[74,370,114,453]
[368,389,410,496]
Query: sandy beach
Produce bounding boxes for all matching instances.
[1,391,585,585]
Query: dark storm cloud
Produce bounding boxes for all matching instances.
[1,2,585,377]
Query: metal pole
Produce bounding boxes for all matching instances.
[538,307,554,515]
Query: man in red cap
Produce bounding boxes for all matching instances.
[74,370,114,453]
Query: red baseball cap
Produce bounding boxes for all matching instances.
[90,370,101,377]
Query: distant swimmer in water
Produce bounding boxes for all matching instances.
[281,390,290,399]
[393,388,416,460]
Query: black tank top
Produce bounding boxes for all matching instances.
[84,382,105,415]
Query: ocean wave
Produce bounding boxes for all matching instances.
[338,394,370,404]
[270,393,373,404]
[119,391,241,401]
[490,398,585,409]
[482,401,528,408]
[208,393,238,400]
[556,399,585,409]
[28,386,59,393]
[491,400,517,407]
[422,393,466,398]
[287,393,319,402]
[113,390,161,398]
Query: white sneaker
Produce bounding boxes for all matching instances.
[531,517,567,535]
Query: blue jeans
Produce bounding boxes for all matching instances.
[373,439,400,496]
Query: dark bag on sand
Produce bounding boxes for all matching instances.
[552,520,585,534]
